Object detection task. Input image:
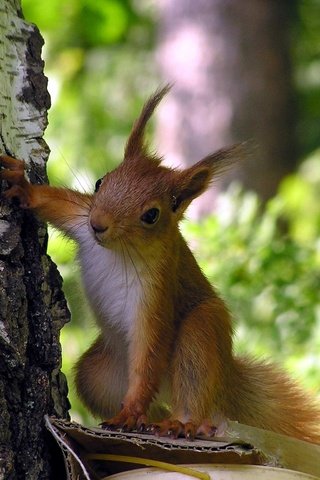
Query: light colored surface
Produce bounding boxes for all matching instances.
[108,464,320,480]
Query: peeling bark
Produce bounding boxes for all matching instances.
[0,1,70,479]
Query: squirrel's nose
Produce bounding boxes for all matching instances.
[90,210,111,235]
[90,219,108,234]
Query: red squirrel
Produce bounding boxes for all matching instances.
[1,86,320,443]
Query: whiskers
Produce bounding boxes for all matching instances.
[120,238,143,289]
[116,236,156,327]
[52,193,92,239]
[115,224,155,281]
[106,232,152,321]
[48,148,95,194]
[64,191,92,210]
[125,237,155,280]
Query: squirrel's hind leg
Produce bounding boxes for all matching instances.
[74,335,127,419]
[150,298,232,439]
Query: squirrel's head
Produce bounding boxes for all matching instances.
[89,85,242,252]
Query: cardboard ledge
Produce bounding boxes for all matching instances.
[45,416,320,480]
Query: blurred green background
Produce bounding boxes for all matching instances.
[21,0,320,425]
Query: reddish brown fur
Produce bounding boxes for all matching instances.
[1,86,320,444]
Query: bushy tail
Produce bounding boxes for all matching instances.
[224,356,320,444]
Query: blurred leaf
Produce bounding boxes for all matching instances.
[80,0,129,45]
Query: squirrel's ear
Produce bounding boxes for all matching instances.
[172,166,211,213]
[172,143,244,213]
[124,84,172,161]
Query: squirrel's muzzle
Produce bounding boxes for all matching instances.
[90,219,108,234]
[89,210,110,237]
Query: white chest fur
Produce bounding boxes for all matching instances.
[78,237,144,334]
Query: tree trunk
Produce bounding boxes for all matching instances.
[0,1,70,479]
[156,0,296,216]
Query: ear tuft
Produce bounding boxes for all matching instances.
[172,142,247,213]
[124,84,172,161]
[198,142,247,178]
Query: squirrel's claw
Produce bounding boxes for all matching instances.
[0,155,26,185]
[0,154,31,207]
[99,409,206,440]
[146,418,217,441]
[146,419,172,437]
[147,419,187,439]
[0,154,25,172]
[100,409,147,433]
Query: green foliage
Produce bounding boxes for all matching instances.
[294,0,320,155]
[22,0,158,189]
[183,151,320,391]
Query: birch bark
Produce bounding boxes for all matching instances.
[0,1,70,478]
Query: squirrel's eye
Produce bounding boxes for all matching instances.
[94,178,103,193]
[140,208,160,225]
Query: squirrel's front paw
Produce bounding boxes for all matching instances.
[147,418,218,440]
[100,407,147,433]
[0,155,25,181]
[0,155,31,207]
